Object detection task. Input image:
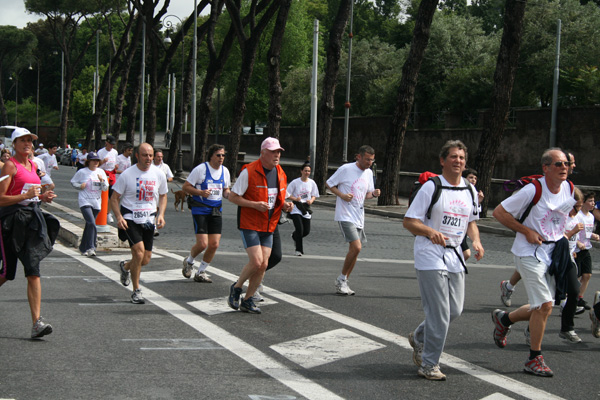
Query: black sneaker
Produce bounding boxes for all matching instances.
[240,297,261,314]
[228,283,242,310]
[578,298,591,310]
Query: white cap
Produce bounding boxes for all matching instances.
[11,127,38,141]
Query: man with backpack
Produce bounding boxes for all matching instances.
[491,148,575,377]
[403,140,484,381]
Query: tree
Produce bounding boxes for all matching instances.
[377,0,439,206]
[473,0,528,216]
[313,0,352,194]
[0,26,37,126]
[224,0,281,176]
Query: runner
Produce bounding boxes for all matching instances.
[181,144,231,283]
[0,127,59,338]
[287,162,319,256]
[227,137,293,314]
[98,135,119,223]
[326,145,380,295]
[110,143,168,304]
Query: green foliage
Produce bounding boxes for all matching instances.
[468,0,505,34]
[560,66,600,105]
[281,66,314,125]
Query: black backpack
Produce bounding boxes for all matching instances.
[409,175,477,219]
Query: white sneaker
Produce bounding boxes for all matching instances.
[294,251,302,256]
[182,258,194,279]
[418,364,446,381]
[193,271,212,283]
[107,213,114,223]
[335,277,349,295]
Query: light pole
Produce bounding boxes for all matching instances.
[163,15,185,177]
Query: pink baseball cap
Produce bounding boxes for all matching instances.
[261,137,284,151]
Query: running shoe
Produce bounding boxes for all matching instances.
[119,260,130,286]
[577,298,591,310]
[228,283,242,310]
[559,330,582,343]
[492,309,511,348]
[523,355,553,377]
[193,271,212,283]
[335,277,349,295]
[590,291,600,338]
[408,332,423,367]
[240,297,261,314]
[524,326,530,346]
[500,280,513,307]
[31,317,53,339]
[107,213,114,223]
[295,251,302,256]
[182,258,194,279]
[131,288,145,304]
[559,298,585,315]
[418,364,446,381]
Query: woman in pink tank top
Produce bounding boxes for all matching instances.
[0,128,57,339]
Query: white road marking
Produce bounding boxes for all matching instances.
[97,254,163,262]
[270,328,386,369]
[153,248,566,400]
[55,244,343,400]
[122,338,224,350]
[188,296,278,316]
[480,394,514,400]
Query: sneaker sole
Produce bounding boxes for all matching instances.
[417,370,446,381]
[32,326,53,339]
[558,332,582,343]
[523,368,553,377]
[240,306,262,314]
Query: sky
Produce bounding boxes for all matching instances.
[0,0,202,29]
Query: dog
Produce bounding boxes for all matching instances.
[171,188,189,212]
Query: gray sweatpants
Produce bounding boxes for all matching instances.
[413,269,465,367]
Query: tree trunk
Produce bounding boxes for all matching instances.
[473,0,527,217]
[224,0,280,176]
[0,77,8,126]
[125,56,143,147]
[378,0,439,206]
[266,0,292,139]
[59,70,73,148]
[313,0,352,194]
[144,36,160,146]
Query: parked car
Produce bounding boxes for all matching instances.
[255,127,264,135]
[60,149,73,165]
[242,126,251,135]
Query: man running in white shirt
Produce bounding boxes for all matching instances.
[36,143,59,192]
[326,145,380,296]
[115,142,133,179]
[110,143,168,304]
[153,150,174,182]
[181,144,231,283]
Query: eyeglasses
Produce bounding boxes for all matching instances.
[215,154,225,158]
[546,161,571,167]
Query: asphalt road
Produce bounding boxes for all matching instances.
[1,166,599,400]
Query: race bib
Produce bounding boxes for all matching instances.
[300,192,310,203]
[132,205,155,224]
[20,183,41,205]
[207,183,223,201]
[585,221,594,239]
[439,208,469,248]
[267,188,278,210]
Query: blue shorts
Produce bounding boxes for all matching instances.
[239,229,273,249]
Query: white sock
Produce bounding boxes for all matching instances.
[186,255,195,265]
[338,274,347,281]
[198,260,209,273]
[506,282,515,291]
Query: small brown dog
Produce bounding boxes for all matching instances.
[171,188,189,212]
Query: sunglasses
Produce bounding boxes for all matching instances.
[214,154,225,158]
[547,161,571,167]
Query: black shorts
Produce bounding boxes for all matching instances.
[0,233,40,280]
[118,220,155,251]
[575,249,592,276]
[192,214,222,235]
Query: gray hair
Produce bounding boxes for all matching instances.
[541,147,564,166]
[439,140,468,161]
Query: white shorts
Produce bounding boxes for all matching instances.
[515,255,555,310]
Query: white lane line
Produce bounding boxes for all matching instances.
[480,394,514,400]
[55,244,343,400]
[153,248,565,400]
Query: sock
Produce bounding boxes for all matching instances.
[529,349,541,360]
[506,282,514,291]
[338,274,347,281]
[501,313,512,327]
[186,255,194,265]
[198,260,209,273]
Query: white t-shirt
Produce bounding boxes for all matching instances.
[405,176,479,272]
[326,162,374,229]
[287,177,319,219]
[156,162,174,180]
[116,154,131,174]
[98,147,118,171]
[187,163,231,191]
[37,153,57,177]
[565,215,580,255]
[576,210,594,251]
[77,152,88,164]
[500,177,574,267]
[70,168,109,209]
[112,164,168,224]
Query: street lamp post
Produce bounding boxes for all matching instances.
[163,15,185,177]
